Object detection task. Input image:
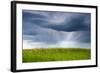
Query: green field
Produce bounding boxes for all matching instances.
[22,48,91,63]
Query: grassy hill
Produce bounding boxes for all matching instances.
[22,48,91,63]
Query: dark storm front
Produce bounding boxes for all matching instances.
[22,10,91,63]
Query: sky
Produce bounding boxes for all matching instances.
[22,10,91,49]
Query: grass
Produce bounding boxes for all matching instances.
[22,48,91,63]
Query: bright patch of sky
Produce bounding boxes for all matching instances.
[22,10,91,49]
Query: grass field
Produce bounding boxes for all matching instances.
[22,48,91,63]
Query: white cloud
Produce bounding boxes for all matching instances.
[46,13,72,24]
[23,40,90,49]
[23,30,90,49]
[23,40,45,49]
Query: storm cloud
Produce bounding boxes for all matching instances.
[22,10,91,49]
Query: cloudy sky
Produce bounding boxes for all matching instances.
[22,10,91,49]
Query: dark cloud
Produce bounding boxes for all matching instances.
[22,10,91,46]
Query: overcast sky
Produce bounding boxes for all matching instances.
[22,10,91,49]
